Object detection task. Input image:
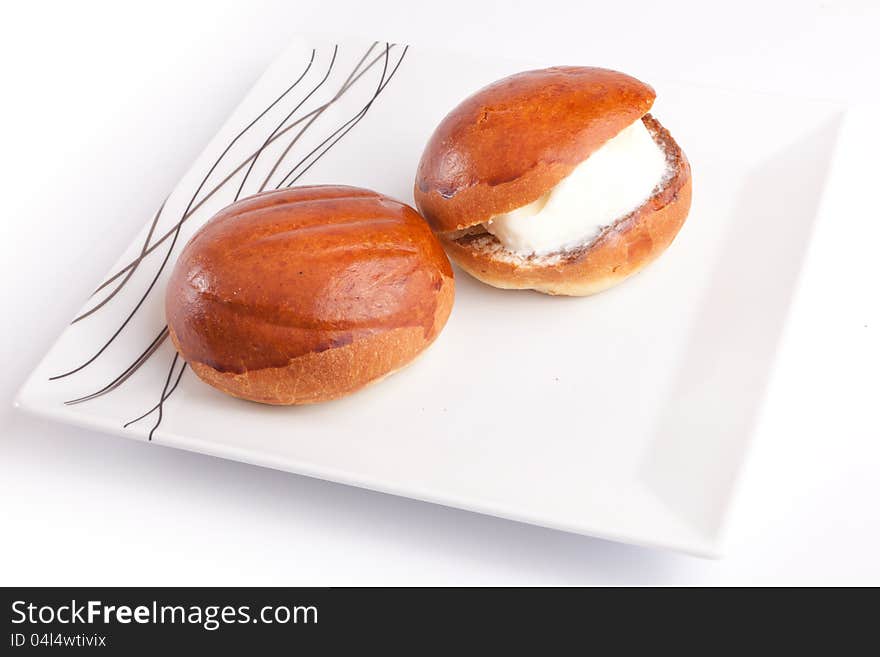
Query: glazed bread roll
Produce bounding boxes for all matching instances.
[414,67,692,296]
[166,186,455,404]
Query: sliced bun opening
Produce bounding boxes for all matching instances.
[481,115,671,257]
[445,114,684,269]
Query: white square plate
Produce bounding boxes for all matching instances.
[15,36,847,556]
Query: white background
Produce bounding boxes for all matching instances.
[1,0,878,585]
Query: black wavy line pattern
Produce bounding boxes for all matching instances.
[49,42,409,441]
[71,200,167,325]
[52,49,320,382]
[279,45,408,188]
[234,46,338,201]
[88,45,399,299]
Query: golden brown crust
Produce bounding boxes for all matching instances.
[171,277,453,405]
[439,115,692,296]
[414,66,656,232]
[166,185,455,404]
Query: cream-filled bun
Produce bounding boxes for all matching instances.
[414,67,692,296]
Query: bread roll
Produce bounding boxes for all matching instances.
[414,67,692,296]
[166,185,455,404]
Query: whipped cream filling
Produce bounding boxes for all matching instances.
[483,117,668,256]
